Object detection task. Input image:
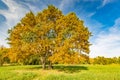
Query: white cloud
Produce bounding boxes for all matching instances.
[97,0,114,9]
[90,17,120,58]
[19,0,45,13]
[109,18,120,33]
[87,12,96,17]
[0,0,29,28]
[0,38,8,47]
[83,16,104,36]
[0,0,40,47]
[102,0,112,7]
[59,0,78,11]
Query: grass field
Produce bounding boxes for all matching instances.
[0,64,120,80]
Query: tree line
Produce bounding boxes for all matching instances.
[90,56,120,65]
[0,46,120,66]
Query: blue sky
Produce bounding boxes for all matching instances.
[0,0,120,57]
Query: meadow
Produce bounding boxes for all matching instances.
[0,64,120,80]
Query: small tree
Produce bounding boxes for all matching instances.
[8,5,91,69]
[0,46,8,66]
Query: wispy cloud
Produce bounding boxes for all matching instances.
[90,17,120,57]
[59,0,78,11]
[109,18,120,33]
[97,0,114,9]
[0,0,29,28]
[87,12,96,17]
[0,0,40,47]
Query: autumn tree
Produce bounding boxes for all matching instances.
[0,46,8,66]
[8,5,91,69]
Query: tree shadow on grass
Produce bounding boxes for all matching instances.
[25,65,88,73]
[53,65,88,73]
[26,65,42,70]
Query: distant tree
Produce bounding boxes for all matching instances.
[7,5,91,69]
[112,57,118,64]
[118,57,120,64]
[92,56,120,65]
[93,56,107,65]
[0,46,8,66]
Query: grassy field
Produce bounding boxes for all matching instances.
[0,64,120,80]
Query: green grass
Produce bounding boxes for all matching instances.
[0,64,120,80]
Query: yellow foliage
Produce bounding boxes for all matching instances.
[7,5,91,64]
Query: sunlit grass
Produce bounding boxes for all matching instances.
[0,64,120,80]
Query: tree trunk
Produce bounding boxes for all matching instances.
[48,61,53,69]
[0,59,3,66]
[41,56,46,69]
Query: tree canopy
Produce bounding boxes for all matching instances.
[8,5,91,69]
